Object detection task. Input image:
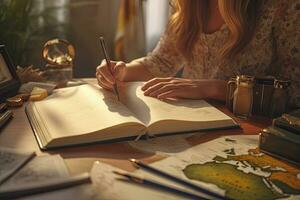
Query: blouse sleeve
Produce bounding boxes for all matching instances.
[273,0,300,108]
[133,28,184,77]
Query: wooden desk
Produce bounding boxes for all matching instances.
[0,79,271,175]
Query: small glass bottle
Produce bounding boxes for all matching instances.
[269,79,291,118]
[233,75,254,119]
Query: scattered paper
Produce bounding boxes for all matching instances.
[18,182,98,200]
[0,155,68,190]
[91,161,194,200]
[19,82,56,94]
[0,147,35,184]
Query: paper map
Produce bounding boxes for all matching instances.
[92,135,300,200]
[151,135,300,199]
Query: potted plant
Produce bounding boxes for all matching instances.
[0,0,69,67]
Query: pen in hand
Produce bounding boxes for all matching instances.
[99,36,120,100]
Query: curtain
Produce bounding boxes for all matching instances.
[144,0,169,52]
[115,0,145,62]
[114,0,170,61]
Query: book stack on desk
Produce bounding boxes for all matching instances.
[0,103,13,129]
[259,109,300,166]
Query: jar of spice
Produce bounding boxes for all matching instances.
[233,75,254,119]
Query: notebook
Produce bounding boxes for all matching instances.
[26,82,238,150]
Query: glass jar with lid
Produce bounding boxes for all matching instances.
[232,75,255,119]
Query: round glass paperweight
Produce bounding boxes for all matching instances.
[42,39,75,85]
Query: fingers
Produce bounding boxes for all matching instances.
[96,73,113,91]
[142,78,198,99]
[114,61,126,81]
[144,82,177,97]
[96,60,126,90]
[96,59,116,84]
[148,84,188,99]
[143,77,190,99]
[157,89,182,99]
[141,77,174,91]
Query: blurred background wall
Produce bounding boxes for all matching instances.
[69,0,120,77]
[0,0,169,78]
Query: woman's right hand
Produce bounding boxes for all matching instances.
[96,59,126,91]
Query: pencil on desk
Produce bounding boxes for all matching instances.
[130,159,226,200]
[113,171,208,200]
[99,36,120,100]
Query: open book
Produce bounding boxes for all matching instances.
[26,82,238,150]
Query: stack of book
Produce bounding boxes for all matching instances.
[259,109,300,166]
[0,103,13,129]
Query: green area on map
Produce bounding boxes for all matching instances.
[183,148,300,199]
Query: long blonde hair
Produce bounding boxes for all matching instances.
[169,0,262,60]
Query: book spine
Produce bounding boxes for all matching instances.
[0,110,13,129]
[259,131,300,166]
[272,119,300,135]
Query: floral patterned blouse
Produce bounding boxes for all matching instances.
[135,0,300,107]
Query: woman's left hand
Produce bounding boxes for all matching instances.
[141,77,212,100]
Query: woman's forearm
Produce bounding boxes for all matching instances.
[120,61,227,102]
[140,77,227,101]
[122,61,154,82]
[200,79,227,101]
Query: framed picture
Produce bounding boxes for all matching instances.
[0,45,20,101]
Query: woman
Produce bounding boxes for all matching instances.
[96,0,299,107]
